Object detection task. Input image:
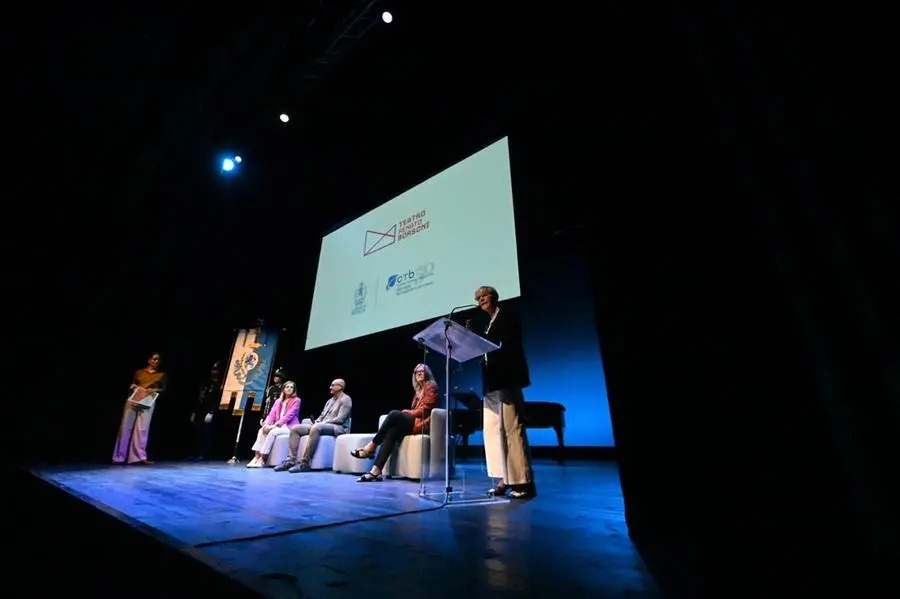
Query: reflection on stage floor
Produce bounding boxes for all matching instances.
[30,460,661,598]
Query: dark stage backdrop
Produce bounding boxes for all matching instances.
[22,152,614,462]
[444,247,612,448]
[228,229,611,452]
[184,132,614,454]
[18,4,896,598]
[23,141,612,465]
[278,237,612,450]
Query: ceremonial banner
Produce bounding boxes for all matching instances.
[219,328,279,415]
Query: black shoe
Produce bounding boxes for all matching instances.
[509,482,537,499]
[488,483,509,497]
[273,460,295,472]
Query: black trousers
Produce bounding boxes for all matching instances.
[192,413,213,459]
[372,410,414,469]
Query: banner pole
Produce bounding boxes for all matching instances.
[226,326,282,465]
[225,328,245,465]
[227,409,247,465]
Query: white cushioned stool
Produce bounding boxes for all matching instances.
[298,434,337,470]
[383,434,428,479]
[426,408,452,479]
[266,433,291,466]
[383,409,448,480]
[333,433,376,474]
[265,418,314,466]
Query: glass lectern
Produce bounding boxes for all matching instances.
[412,317,508,505]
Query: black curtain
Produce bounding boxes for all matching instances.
[576,4,896,597]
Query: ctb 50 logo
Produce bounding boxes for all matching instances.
[386,270,415,290]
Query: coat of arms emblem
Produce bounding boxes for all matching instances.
[352,281,367,315]
[233,350,265,385]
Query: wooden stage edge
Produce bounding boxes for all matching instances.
[27,461,518,543]
[19,469,271,598]
[19,461,653,599]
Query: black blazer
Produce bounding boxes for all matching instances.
[196,378,221,414]
[480,304,531,394]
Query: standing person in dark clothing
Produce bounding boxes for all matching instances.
[261,368,287,423]
[474,285,535,499]
[189,361,223,461]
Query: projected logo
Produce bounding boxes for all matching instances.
[351,281,368,315]
[385,262,435,295]
[363,224,396,256]
[362,210,430,257]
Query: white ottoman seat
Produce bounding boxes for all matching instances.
[298,434,337,470]
[333,433,376,474]
[266,433,291,466]
[384,434,429,480]
[332,409,451,479]
[383,409,448,481]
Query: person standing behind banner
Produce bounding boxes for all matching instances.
[188,360,223,461]
[261,368,287,423]
[113,352,168,465]
[474,285,536,499]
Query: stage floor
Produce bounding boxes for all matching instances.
[31,460,661,599]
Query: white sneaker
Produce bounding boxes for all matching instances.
[246,457,261,468]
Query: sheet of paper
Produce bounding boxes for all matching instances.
[127,388,158,407]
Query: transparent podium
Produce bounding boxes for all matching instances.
[412,317,509,506]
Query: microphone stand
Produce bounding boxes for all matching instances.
[417,337,428,366]
[441,304,477,495]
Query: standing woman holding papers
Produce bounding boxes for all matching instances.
[475,286,536,499]
[113,352,168,465]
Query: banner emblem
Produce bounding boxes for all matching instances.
[233,350,264,385]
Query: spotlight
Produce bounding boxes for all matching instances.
[220,155,242,173]
[381,11,393,23]
[280,113,290,123]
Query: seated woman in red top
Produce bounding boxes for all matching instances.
[351,363,439,482]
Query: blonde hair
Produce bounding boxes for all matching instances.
[411,363,436,390]
[475,286,499,302]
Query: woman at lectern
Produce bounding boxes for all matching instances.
[113,352,168,465]
[246,380,301,468]
[350,363,439,482]
[475,285,535,499]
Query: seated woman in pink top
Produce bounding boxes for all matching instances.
[247,380,301,467]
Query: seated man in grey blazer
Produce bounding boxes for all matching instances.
[274,378,352,473]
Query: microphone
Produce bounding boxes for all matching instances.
[440,304,477,355]
[447,304,478,320]
[445,304,477,329]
